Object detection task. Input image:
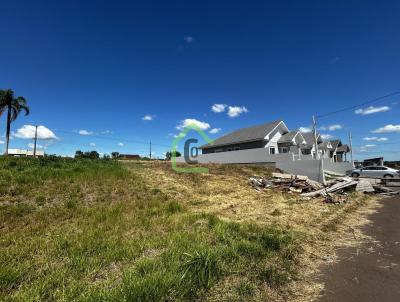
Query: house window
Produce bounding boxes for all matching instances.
[269,147,276,154]
[280,147,289,153]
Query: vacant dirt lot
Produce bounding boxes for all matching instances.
[0,158,378,301]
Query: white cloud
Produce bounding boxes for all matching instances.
[372,124,400,133]
[209,128,221,134]
[184,36,194,43]
[78,129,93,136]
[176,118,210,131]
[118,142,124,146]
[142,115,155,121]
[328,124,342,131]
[363,137,388,141]
[174,133,186,139]
[89,142,96,147]
[319,124,343,131]
[28,143,44,149]
[14,125,58,140]
[299,126,312,133]
[359,144,377,152]
[320,134,334,140]
[355,106,390,115]
[211,104,227,113]
[101,130,113,134]
[0,140,4,144]
[167,133,187,139]
[227,106,248,118]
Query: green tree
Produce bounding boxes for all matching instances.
[75,150,84,158]
[74,150,100,159]
[111,152,120,159]
[165,150,181,160]
[88,151,100,159]
[0,89,30,155]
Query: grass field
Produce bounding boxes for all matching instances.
[0,158,374,302]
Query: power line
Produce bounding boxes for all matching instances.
[353,150,400,155]
[55,129,172,148]
[316,90,400,119]
[352,141,400,147]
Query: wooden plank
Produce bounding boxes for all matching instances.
[301,180,358,197]
[272,172,308,181]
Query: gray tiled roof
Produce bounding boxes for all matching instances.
[336,144,350,152]
[301,132,321,148]
[329,140,342,150]
[200,120,284,149]
[278,131,299,143]
[318,141,332,150]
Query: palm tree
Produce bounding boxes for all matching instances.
[0,89,30,155]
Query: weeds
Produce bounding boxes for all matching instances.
[0,158,367,302]
[181,248,221,291]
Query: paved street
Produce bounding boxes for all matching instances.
[319,190,400,302]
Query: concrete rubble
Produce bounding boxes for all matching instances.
[249,172,399,204]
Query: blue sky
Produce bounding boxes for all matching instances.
[1,0,400,159]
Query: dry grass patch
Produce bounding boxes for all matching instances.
[0,158,378,302]
[127,161,379,301]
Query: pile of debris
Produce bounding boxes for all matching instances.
[249,172,399,204]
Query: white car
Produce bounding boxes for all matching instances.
[348,166,400,179]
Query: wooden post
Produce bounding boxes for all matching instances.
[349,132,354,168]
[149,141,152,159]
[33,125,38,157]
[312,115,319,159]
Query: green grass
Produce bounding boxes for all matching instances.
[0,157,300,302]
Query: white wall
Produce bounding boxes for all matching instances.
[322,158,352,175]
[265,131,282,153]
[176,148,322,181]
[176,148,293,164]
[7,149,45,157]
[175,148,351,183]
[276,159,325,183]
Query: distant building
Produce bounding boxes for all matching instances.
[7,149,45,157]
[363,157,384,166]
[119,154,140,160]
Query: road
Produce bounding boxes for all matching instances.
[318,190,400,302]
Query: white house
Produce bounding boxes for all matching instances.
[7,149,45,157]
[199,120,349,162]
[177,120,353,182]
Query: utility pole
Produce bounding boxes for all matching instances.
[349,132,354,168]
[33,125,38,157]
[312,115,320,159]
[149,141,152,159]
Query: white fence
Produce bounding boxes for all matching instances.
[322,158,353,175]
[276,159,325,183]
[176,148,294,164]
[175,148,351,183]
